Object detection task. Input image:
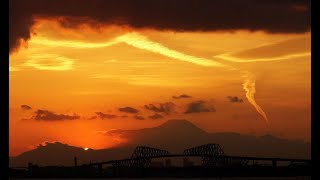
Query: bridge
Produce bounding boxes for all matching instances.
[86,144,311,170]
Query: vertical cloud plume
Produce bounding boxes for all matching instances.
[242,72,269,125]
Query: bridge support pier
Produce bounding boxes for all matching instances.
[272,160,277,168]
[98,164,103,176]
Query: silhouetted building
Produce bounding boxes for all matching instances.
[150,161,164,168]
[165,159,172,167]
[183,158,194,167]
[74,157,77,167]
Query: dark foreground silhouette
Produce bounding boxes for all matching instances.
[10,144,311,178]
[10,120,311,167]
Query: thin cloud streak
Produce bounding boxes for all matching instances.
[215,52,310,63]
[30,32,226,67]
[24,54,74,71]
[9,66,20,72]
[30,36,118,48]
[116,32,225,67]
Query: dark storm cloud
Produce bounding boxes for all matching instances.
[134,115,145,120]
[227,96,244,103]
[32,109,80,121]
[144,102,175,114]
[172,94,192,99]
[148,113,164,120]
[21,104,32,110]
[119,106,139,114]
[10,0,310,53]
[185,100,215,114]
[95,112,117,119]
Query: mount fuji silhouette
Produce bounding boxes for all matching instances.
[10,119,310,167]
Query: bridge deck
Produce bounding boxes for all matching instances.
[87,154,311,166]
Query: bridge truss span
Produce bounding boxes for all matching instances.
[88,143,310,169]
[183,143,231,167]
[112,146,169,168]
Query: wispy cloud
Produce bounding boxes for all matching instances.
[95,112,117,119]
[144,102,174,114]
[30,32,226,68]
[104,59,118,63]
[30,36,118,48]
[172,94,192,99]
[185,100,215,114]
[116,32,225,67]
[24,54,74,71]
[9,66,20,72]
[215,37,310,63]
[30,109,80,121]
[118,106,139,114]
[21,104,32,110]
[148,113,164,120]
[134,115,145,120]
[216,52,310,62]
[227,96,244,103]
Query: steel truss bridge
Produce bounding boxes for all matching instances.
[86,144,311,169]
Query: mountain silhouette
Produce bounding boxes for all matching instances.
[10,119,310,167]
[9,142,135,167]
[106,119,310,158]
[106,119,208,152]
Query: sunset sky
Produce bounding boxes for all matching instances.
[9,0,310,156]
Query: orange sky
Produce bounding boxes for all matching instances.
[9,19,310,156]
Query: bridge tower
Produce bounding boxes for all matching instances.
[112,146,169,168]
[183,143,229,167]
